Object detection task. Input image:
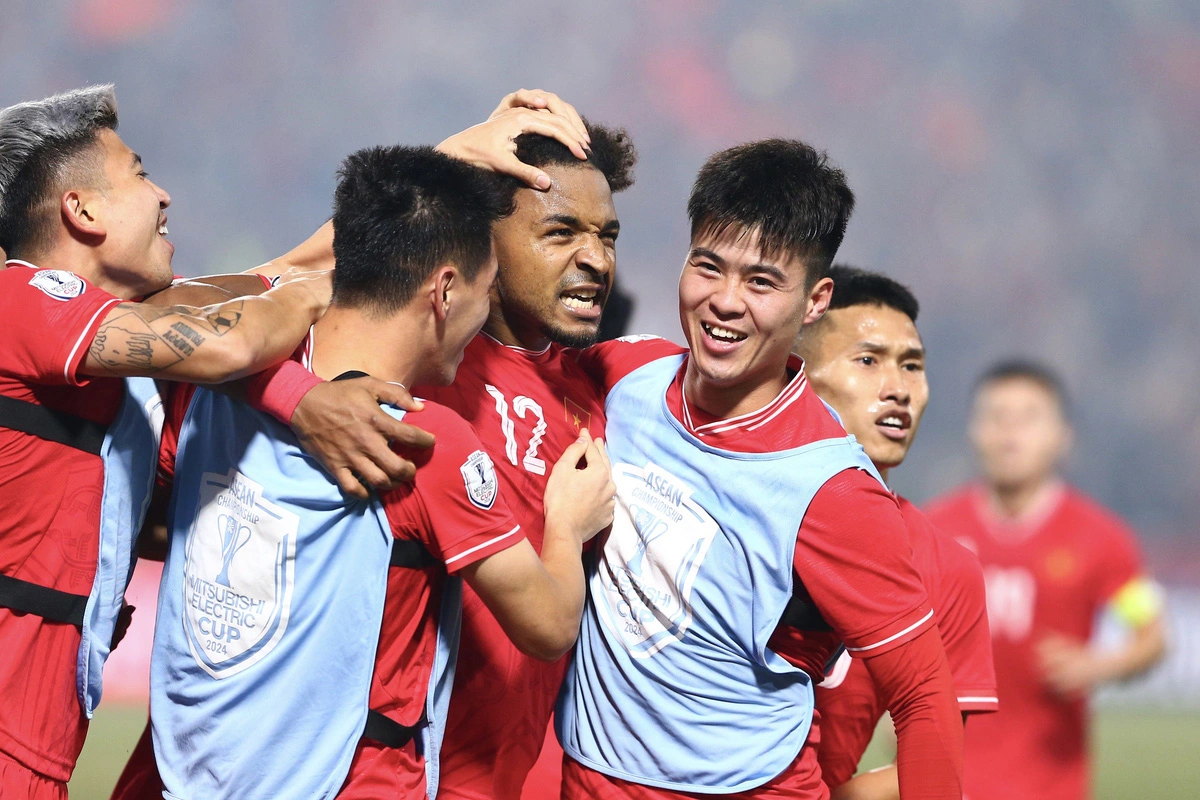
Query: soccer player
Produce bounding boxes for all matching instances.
[556,139,964,799]
[793,265,997,799]
[0,84,347,799]
[926,361,1168,800]
[148,144,615,800]
[422,113,637,800]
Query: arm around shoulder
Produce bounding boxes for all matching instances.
[80,270,330,383]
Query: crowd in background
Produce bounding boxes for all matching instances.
[4,0,1198,701]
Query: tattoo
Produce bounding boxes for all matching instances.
[88,312,185,374]
[170,321,205,347]
[201,302,243,337]
[161,327,196,357]
[86,301,242,376]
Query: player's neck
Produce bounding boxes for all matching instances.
[21,243,141,300]
[987,477,1063,521]
[483,306,550,351]
[309,305,429,387]
[682,361,789,421]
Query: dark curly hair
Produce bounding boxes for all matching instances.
[500,117,636,200]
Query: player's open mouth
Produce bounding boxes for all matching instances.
[875,410,911,441]
[158,215,169,237]
[701,321,748,348]
[560,286,603,320]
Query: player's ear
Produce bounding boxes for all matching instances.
[430,264,457,322]
[62,188,106,241]
[802,276,834,325]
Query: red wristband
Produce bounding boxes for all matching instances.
[245,359,322,425]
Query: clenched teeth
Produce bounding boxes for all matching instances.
[158,225,169,236]
[562,294,596,309]
[879,416,905,428]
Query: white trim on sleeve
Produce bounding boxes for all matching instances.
[845,608,934,654]
[444,524,522,566]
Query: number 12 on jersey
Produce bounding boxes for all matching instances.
[485,384,547,475]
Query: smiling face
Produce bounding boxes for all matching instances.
[678,226,832,417]
[800,303,928,477]
[488,164,619,349]
[88,128,174,295]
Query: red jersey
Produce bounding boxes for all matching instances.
[0,261,123,782]
[558,339,938,800]
[925,484,1146,800]
[417,333,610,800]
[815,496,996,789]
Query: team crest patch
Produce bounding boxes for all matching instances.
[182,470,299,678]
[461,449,498,509]
[596,462,719,658]
[29,269,85,300]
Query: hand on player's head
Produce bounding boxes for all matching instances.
[490,89,590,146]
[437,106,588,191]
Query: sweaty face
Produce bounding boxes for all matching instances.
[490,164,618,349]
[92,129,173,295]
[970,378,1070,492]
[801,304,928,472]
[678,228,828,414]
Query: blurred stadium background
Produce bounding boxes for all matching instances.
[3,0,1198,796]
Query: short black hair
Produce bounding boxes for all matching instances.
[0,85,119,256]
[332,145,513,314]
[687,139,854,287]
[499,118,636,202]
[826,264,920,322]
[974,359,1069,414]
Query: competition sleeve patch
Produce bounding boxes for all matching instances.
[460,449,499,510]
[29,269,86,300]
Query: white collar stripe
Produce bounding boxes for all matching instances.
[686,371,807,436]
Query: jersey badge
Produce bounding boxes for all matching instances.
[596,461,719,658]
[461,449,498,510]
[564,396,593,433]
[182,469,299,678]
[29,269,85,300]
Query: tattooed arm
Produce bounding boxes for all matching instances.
[81,269,330,382]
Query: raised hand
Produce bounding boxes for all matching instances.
[543,428,616,543]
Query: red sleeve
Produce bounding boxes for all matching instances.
[388,403,524,573]
[931,536,998,713]
[863,626,964,799]
[156,382,198,487]
[816,656,887,788]
[243,358,323,425]
[0,267,121,385]
[796,469,933,654]
[1091,515,1145,607]
[573,336,685,394]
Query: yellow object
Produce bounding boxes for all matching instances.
[1109,576,1165,628]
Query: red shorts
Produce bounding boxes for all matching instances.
[0,753,67,800]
